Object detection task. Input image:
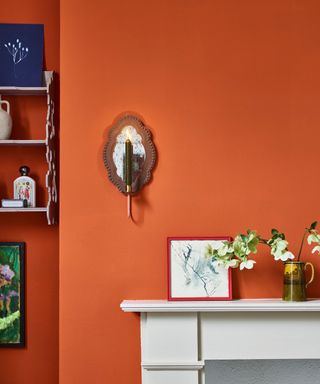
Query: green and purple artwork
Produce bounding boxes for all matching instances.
[0,243,25,347]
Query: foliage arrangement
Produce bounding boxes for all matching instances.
[206,222,320,270]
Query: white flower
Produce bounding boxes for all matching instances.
[270,238,292,261]
[308,233,320,245]
[239,259,256,270]
[225,259,239,269]
[270,239,288,255]
[212,257,239,269]
[308,232,320,255]
[312,245,320,254]
[283,251,295,261]
[217,244,229,256]
[273,250,295,261]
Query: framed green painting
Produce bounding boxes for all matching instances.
[0,242,25,347]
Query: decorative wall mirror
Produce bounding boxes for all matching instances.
[103,114,157,219]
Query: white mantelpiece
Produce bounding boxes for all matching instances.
[121,300,320,384]
[121,299,320,312]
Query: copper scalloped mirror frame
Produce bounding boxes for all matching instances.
[103,114,157,194]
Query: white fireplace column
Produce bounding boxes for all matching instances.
[121,300,320,384]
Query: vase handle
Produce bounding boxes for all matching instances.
[0,100,10,114]
[305,262,315,288]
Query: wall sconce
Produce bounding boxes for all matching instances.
[103,114,157,219]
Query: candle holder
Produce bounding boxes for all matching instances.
[103,114,157,219]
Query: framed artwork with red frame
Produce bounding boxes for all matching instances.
[168,237,232,301]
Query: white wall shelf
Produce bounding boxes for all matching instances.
[0,71,58,225]
[0,72,51,96]
[0,87,47,96]
[0,208,47,213]
[0,140,46,146]
[120,299,320,312]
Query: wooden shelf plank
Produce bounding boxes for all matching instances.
[0,208,47,212]
[0,71,53,96]
[0,140,46,146]
[0,87,47,96]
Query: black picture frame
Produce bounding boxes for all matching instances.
[0,242,25,347]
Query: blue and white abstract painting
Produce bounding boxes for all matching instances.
[0,24,44,87]
[169,239,230,299]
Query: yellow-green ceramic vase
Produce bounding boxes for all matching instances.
[283,261,314,301]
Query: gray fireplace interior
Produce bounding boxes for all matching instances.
[205,359,320,384]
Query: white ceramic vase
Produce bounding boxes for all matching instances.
[0,100,12,140]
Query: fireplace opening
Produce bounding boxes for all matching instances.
[205,359,320,384]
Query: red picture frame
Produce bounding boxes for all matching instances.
[167,237,232,301]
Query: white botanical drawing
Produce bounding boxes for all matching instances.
[170,240,229,298]
[4,38,29,78]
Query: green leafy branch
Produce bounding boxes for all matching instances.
[206,221,320,270]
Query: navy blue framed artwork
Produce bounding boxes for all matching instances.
[0,24,44,87]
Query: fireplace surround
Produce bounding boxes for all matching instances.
[120,300,320,384]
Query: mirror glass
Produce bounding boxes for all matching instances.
[112,125,146,182]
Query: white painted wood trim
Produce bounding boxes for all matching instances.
[0,71,52,95]
[0,87,47,96]
[121,299,320,312]
[125,301,320,383]
[0,207,47,212]
[0,140,46,146]
[142,361,204,371]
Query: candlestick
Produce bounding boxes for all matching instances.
[125,138,132,189]
[127,194,132,219]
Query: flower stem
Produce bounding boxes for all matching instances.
[297,230,307,262]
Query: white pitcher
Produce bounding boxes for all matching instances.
[0,99,12,140]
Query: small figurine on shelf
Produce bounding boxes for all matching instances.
[13,166,36,208]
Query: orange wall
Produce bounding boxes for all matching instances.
[0,2,59,384]
[60,1,320,383]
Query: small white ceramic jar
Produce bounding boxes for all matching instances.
[0,98,12,140]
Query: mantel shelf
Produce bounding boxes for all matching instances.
[120,299,320,313]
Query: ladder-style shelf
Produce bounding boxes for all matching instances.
[0,71,57,225]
